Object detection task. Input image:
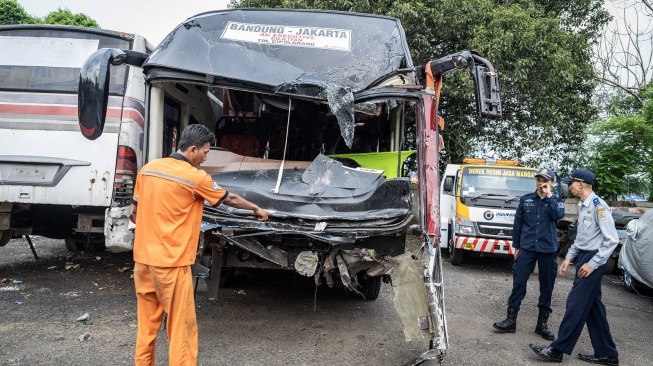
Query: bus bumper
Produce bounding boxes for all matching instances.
[454,236,513,255]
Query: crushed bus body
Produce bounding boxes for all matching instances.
[76,9,502,362]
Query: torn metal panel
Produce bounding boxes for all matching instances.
[207,154,412,221]
[103,206,133,252]
[392,235,448,361]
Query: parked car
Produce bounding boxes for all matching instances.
[558,209,643,274]
[619,209,653,293]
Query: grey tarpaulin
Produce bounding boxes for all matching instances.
[619,209,653,288]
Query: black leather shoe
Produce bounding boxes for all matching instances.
[529,344,563,363]
[578,353,619,365]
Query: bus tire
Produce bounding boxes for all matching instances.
[358,274,382,300]
[0,230,13,247]
[65,234,106,252]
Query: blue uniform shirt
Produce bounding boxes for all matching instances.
[566,192,619,269]
[512,191,565,253]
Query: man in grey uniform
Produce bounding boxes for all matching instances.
[529,169,619,365]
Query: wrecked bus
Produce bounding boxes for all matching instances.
[0,25,152,251]
[76,9,501,361]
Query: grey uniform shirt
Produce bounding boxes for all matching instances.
[566,192,619,269]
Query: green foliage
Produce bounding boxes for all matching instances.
[0,2,99,27]
[228,0,609,171]
[0,0,39,24]
[42,8,99,28]
[586,86,653,200]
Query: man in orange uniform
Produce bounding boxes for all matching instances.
[131,124,268,365]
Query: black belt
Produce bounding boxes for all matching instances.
[578,249,598,254]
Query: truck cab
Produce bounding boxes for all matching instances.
[440,158,537,265]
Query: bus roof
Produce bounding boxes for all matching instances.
[143,9,415,96]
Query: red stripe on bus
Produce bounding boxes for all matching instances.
[122,109,144,130]
[0,104,124,120]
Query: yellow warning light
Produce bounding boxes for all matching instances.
[462,158,519,166]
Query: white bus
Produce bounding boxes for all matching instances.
[0,25,153,252]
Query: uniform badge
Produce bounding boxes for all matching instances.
[596,206,606,221]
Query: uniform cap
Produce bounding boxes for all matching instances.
[535,167,555,181]
[560,168,595,185]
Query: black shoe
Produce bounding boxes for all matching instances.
[535,312,555,340]
[529,344,563,363]
[578,353,619,365]
[493,308,518,333]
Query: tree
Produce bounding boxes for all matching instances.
[595,0,653,106]
[586,111,653,200]
[0,0,38,25]
[0,1,99,28]
[42,8,99,28]
[229,0,610,170]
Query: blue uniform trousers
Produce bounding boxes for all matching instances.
[507,248,558,314]
[550,251,618,357]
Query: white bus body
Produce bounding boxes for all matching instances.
[0,25,152,251]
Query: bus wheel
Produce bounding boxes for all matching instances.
[0,230,13,247]
[358,273,382,300]
[449,237,463,266]
[65,234,106,252]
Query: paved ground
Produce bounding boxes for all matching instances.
[1,236,652,365]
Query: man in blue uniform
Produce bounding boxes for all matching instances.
[494,168,565,339]
[530,168,619,365]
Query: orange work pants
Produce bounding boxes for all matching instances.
[134,262,198,366]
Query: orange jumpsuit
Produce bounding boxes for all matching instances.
[132,153,227,366]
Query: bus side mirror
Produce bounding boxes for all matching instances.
[559,183,569,199]
[78,48,127,140]
[443,176,454,193]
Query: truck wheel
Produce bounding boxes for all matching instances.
[449,238,463,266]
[558,240,572,258]
[606,257,616,275]
[358,274,382,300]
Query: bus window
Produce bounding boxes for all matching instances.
[0,29,131,94]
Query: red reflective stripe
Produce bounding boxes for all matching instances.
[0,104,77,116]
[0,103,123,120]
[122,108,145,130]
[479,239,490,252]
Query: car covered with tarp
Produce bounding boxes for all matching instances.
[619,209,653,293]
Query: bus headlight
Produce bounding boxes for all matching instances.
[455,215,476,235]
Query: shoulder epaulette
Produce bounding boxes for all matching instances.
[592,197,600,206]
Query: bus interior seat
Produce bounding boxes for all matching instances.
[215,116,269,157]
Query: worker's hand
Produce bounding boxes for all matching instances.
[541,183,552,198]
[513,248,519,260]
[254,207,269,221]
[559,259,571,276]
[577,263,595,278]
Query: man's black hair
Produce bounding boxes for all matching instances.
[178,124,215,151]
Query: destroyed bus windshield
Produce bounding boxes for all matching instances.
[144,9,414,95]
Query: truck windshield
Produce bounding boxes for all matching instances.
[0,29,131,94]
[460,166,535,198]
